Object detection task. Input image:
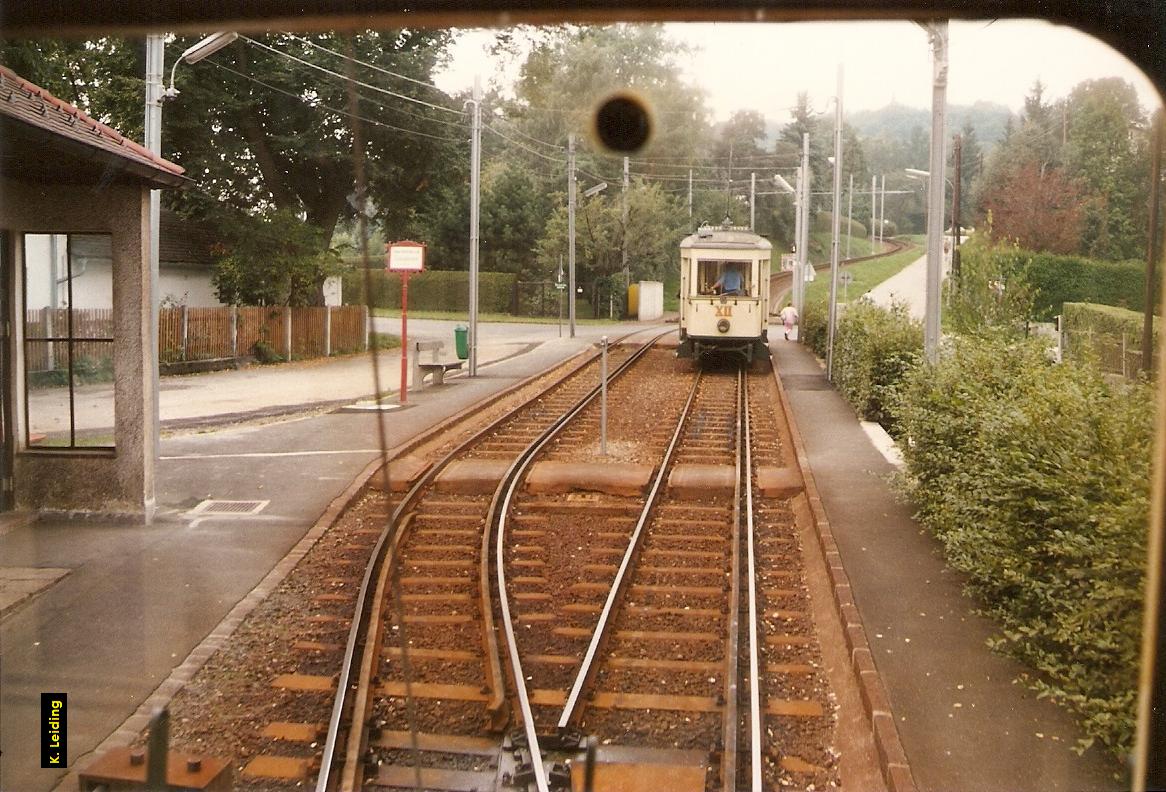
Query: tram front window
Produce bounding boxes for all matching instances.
[698,260,752,296]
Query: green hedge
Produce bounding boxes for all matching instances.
[799,298,921,429]
[800,297,830,358]
[1025,252,1148,321]
[1061,302,1161,375]
[893,336,1151,756]
[342,268,515,312]
[830,301,922,429]
[1063,302,1159,344]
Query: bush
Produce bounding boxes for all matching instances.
[830,300,922,429]
[797,298,921,430]
[800,297,830,357]
[343,268,516,313]
[1024,252,1147,321]
[892,336,1151,756]
[948,235,1035,338]
[1060,302,1161,376]
[252,340,283,364]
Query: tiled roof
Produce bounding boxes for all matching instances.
[0,64,185,180]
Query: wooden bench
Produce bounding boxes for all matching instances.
[412,340,464,387]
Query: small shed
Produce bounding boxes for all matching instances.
[0,65,186,515]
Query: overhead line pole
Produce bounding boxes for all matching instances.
[622,156,630,315]
[870,174,877,250]
[687,169,693,217]
[923,21,949,365]
[468,76,482,376]
[803,136,812,313]
[847,172,854,259]
[144,34,164,520]
[1142,110,1163,375]
[827,65,844,381]
[952,133,962,288]
[568,134,577,338]
[879,174,886,247]
[750,172,756,230]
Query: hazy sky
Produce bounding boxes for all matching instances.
[436,20,1162,122]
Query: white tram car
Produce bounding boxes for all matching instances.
[676,223,772,363]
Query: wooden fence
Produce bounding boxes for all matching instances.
[1063,327,1160,378]
[25,305,367,372]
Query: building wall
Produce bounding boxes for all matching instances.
[2,179,155,515]
[159,268,222,307]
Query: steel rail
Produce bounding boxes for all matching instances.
[744,374,763,791]
[313,325,665,792]
[490,330,672,792]
[556,370,703,728]
[722,368,745,792]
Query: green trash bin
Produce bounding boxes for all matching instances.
[454,325,469,360]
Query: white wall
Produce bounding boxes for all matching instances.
[23,233,114,310]
[638,280,664,321]
[159,268,223,307]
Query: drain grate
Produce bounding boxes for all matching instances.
[187,499,269,517]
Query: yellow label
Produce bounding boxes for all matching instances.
[715,305,733,318]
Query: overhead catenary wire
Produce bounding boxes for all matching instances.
[222,50,471,132]
[284,33,453,95]
[206,59,468,144]
[487,115,566,151]
[241,35,465,116]
[483,124,566,164]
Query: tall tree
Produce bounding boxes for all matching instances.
[507,25,712,169]
[983,161,1084,253]
[1063,78,1149,260]
[4,32,460,251]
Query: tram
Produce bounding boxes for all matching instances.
[676,222,772,363]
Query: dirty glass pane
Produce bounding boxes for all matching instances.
[22,233,115,448]
[70,340,115,447]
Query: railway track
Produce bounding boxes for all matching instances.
[298,344,840,792]
[312,328,678,791]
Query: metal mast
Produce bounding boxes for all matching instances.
[468,76,482,375]
[568,134,577,338]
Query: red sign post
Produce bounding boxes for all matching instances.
[385,241,426,404]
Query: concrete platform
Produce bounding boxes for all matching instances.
[667,463,736,499]
[756,465,803,498]
[525,460,654,497]
[366,454,432,493]
[0,566,70,616]
[435,458,514,495]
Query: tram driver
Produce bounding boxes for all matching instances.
[713,264,745,296]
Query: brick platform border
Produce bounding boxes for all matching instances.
[770,357,919,792]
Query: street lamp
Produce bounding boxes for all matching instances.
[164,32,239,99]
[144,31,237,476]
[904,167,960,256]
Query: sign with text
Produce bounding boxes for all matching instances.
[386,240,426,273]
[41,693,66,768]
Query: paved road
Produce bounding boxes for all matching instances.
[863,240,956,319]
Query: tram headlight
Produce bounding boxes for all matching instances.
[717,318,730,333]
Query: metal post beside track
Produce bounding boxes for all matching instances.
[600,336,608,455]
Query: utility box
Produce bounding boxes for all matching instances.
[635,281,664,321]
